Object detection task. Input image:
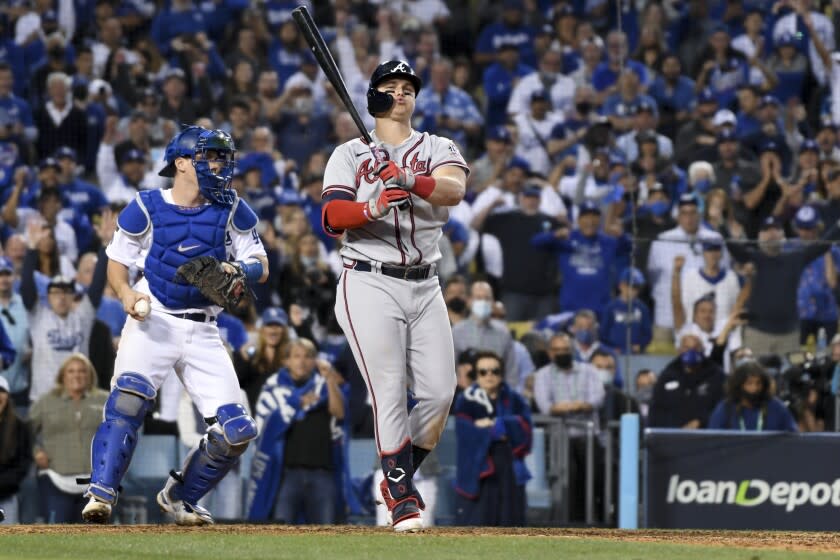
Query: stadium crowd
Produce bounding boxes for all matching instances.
[2,0,840,526]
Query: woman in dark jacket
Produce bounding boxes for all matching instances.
[708,361,797,432]
[0,376,30,523]
[454,350,533,526]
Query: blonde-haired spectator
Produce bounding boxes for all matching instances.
[29,354,107,523]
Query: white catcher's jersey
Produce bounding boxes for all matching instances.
[323,130,469,266]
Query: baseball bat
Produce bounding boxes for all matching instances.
[292,6,409,208]
[292,6,374,149]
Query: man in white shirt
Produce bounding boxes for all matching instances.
[675,238,741,328]
[507,48,575,118]
[647,194,726,343]
[512,89,566,177]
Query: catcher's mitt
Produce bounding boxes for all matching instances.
[175,256,247,309]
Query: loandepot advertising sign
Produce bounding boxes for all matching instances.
[645,430,840,530]
[666,475,840,512]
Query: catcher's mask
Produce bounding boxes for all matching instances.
[193,129,237,207]
[367,60,422,117]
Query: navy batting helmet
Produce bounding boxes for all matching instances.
[367,60,422,116]
[158,125,205,177]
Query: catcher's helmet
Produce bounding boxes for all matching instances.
[367,60,422,116]
[193,128,237,207]
[158,125,205,177]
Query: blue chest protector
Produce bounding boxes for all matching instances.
[121,190,229,309]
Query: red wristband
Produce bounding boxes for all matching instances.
[412,175,436,199]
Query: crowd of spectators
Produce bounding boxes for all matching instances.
[3,0,840,526]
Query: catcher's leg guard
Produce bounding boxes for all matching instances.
[380,438,424,532]
[86,373,156,506]
[168,403,257,506]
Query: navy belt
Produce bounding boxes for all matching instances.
[352,260,435,281]
[165,311,216,323]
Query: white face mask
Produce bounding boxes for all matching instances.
[595,368,614,385]
[471,300,492,320]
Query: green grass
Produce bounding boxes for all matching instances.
[4,533,840,560]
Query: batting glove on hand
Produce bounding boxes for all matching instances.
[375,160,415,190]
[367,188,410,220]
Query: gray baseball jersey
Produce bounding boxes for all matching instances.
[326,128,468,456]
[322,130,468,265]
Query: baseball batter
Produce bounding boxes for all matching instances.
[81,126,268,525]
[322,60,469,531]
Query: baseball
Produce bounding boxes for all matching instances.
[133,299,150,318]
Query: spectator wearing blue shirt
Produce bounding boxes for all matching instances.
[693,25,769,110]
[49,147,108,219]
[268,19,306,89]
[592,31,649,94]
[793,205,840,344]
[415,58,483,150]
[766,33,808,104]
[482,44,534,128]
[648,54,696,140]
[217,311,249,353]
[530,201,632,318]
[708,361,797,432]
[734,85,762,140]
[150,0,208,57]
[0,26,26,99]
[601,267,653,354]
[273,85,332,172]
[475,0,538,68]
[601,70,657,134]
[0,64,36,144]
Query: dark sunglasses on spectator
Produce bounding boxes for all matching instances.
[828,170,840,182]
[477,367,501,377]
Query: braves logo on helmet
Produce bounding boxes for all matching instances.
[366,60,423,117]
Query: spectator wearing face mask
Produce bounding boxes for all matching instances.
[569,309,623,387]
[532,331,604,522]
[452,281,517,389]
[708,361,797,432]
[600,267,652,354]
[634,369,657,424]
[648,334,725,429]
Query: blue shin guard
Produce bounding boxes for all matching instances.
[86,374,156,505]
[170,403,257,505]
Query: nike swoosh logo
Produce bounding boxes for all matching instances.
[177,243,200,252]
[238,425,249,432]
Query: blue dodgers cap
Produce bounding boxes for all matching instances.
[776,33,798,47]
[38,157,61,172]
[53,146,77,161]
[718,128,738,143]
[619,267,645,287]
[697,88,717,104]
[276,188,305,206]
[800,138,819,153]
[677,193,699,207]
[530,89,550,103]
[759,138,782,154]
[487,126,512,143]
[632,98,658,117]
[794,205,820,229]
[578,200,601,215]
[0,257,13,274]
[261,307,289,327]
[759,94,781,108]
[702,238,724,251]
[760,215,784,230]
[521,184,542,197]
[508,156,531,173]
[120,148,146,165]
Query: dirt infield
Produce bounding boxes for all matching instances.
[2,525,840,553]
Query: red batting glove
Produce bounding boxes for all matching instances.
[375,160,416,190]
[366,188,410,220]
